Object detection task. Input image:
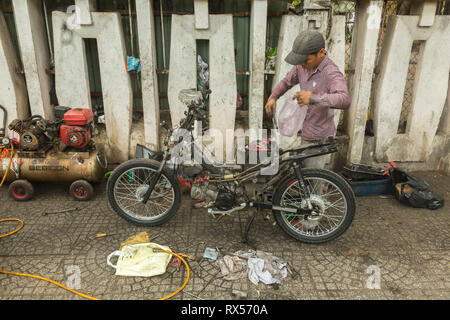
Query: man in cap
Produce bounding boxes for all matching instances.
[265,30,351,169]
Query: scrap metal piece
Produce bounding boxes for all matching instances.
[43,207,79,216]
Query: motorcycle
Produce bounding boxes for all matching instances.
[106,88,355,244]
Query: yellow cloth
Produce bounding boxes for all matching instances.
[119,232,150,250]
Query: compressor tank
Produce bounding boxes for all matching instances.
[0,150,106,183]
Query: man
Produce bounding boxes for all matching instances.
[265,30,351,169]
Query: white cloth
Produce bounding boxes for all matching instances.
[216,249,288,285]
[215,255,247,281]
[236,250,288,285]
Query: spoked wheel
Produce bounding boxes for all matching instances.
[9,180,34,201]
[70,180,94,201]
[272,169,355,244]
[107,159,181,226]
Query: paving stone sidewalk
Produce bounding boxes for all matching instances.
[0,171,449,300]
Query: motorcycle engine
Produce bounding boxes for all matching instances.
[9,117,49,151]
[190,181,220,205]
[190,179,245,211]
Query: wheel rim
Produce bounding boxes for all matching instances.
[73,185,88,199]
[279,177,348,238]
[112,167,175,221]
[12,186,28,199]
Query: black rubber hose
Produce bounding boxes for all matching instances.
[24,115,44,122]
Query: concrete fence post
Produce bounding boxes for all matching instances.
[346,0,383,165]
[136,0,160,152]
[0,10,29,133]
[11,0,54,120]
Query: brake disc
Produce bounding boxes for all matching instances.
[135,184,150,202]
[300,194,326,230]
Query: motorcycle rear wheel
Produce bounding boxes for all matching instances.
[272,169,355,244]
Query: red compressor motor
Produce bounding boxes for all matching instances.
[60,108,94,149]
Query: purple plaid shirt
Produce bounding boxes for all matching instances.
[269,54,351,141]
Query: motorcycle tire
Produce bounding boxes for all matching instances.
[107,159,182,227]
[272,169,355,244]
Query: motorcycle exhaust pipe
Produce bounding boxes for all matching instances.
[249,201,302,214]
[208,202,247,216]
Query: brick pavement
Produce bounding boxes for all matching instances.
[0,171,449,300]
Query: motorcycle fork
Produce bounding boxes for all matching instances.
[141,157,168,205]
[292,161,314,213]
[292,161,310,196]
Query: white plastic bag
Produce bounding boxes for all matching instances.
[197,55,209,89]
[278,95,307,137]
[107,242,172,277]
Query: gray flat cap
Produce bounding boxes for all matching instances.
[285,30,325,65]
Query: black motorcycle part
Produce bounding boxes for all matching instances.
[215,187,236,211]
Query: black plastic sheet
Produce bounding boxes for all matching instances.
[390,167,444,210]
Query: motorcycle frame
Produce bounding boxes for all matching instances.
[141,125,339,214]
[141,87,340,207]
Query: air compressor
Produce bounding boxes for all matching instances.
[0,105,107,201]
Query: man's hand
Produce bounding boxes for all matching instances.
[265,98,277,118]
[293,90,312,107]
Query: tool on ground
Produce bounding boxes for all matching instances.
[169,256,183,269]
[286,261,301,280]
[43,207,79,216]
[95,233,109,238]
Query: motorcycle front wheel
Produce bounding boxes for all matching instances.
[272,169,355,244]
[107,159,182,226]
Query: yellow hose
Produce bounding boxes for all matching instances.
[0,217,191,300]
[0,250,190,300]
[0,270,101,300]
[0,142,13,188]
[158,251,191,300]
[0,218,24,239]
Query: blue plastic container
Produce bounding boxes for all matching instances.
[341,174,394,197]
